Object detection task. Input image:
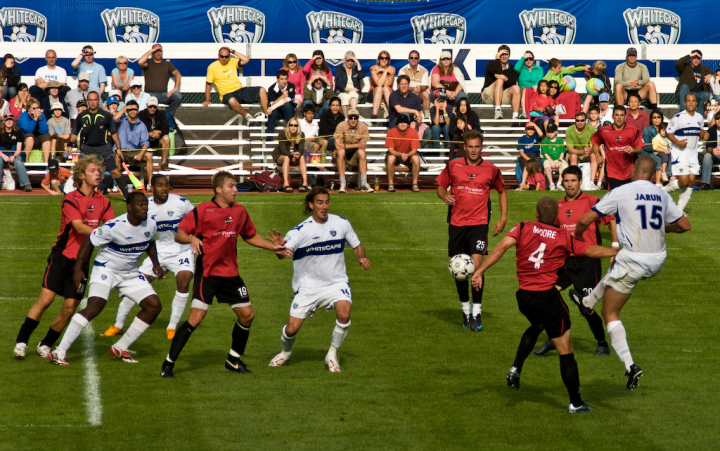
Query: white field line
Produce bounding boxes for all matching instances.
[79,299,102,426]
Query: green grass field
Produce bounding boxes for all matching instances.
[0,191,718,450]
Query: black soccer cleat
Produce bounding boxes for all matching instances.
[506,366,521,390]
[569,289,594,319]
[462,314,471,329]
[595,345,611,357]
[470,314,483,332]
[225,356,253,374]
[161,360,175,379]
[625,364,643,390]
[534,340,556,356]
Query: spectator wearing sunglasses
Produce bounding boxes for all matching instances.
[481,45,520,120]
[398,50,430,116]
[114,100,153,185]
[565,111,601,189]
[432,51,468,109]
[283,54,306,117]
[335,51,366,119]
[111,55,135,95]
[125,79,150,112]
[138,96,170,170]
[70,45,107,93]
[368,51,396,120]
[515,51,543,119]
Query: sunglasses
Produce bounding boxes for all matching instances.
[126,108,138,112]
[219,55,230,59]
[288,124,298,127]
[148,105,157,108]
[575,119,586,122]
[526,57,534,61]
[288,60,297,64]
[440,58,451,61]
[409,56,419,60]
[118,62,128,65]
[379,56,389,60]
[348,116,359,120]
[132,85,141,89]
[549,86,559,90]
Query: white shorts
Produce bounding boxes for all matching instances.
[138,248,194,277]
[338,91,359,106]
[290,283,352,320]
[88,265,157,304]
[601,249,666,294]
[671,161,699,176]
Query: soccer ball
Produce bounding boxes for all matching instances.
[9,25,33,42]
[448,254,475,281]
[122,25,147,43]
[539,26,565,45]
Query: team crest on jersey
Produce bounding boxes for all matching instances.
[101,274,107,280]
[624,7,680,45]
[292,303,298,309]
[151,215,157,220]
[207,6,265,44]
[565,209,573,218]
[225,216,233,225]
[144,232,150,237]
[468,174,476,180]
[410,13,466,45]
[168,211,174,217]
[101,8,160,62]
[0,8,47,63]
[87,204,96,213]
[330,230,337,237]
[519,9,577,45]
[306,11,363,66]
[616,136,622,143]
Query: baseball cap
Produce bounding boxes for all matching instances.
[347,109,360,118]
[626,47,637,57]
[109,89,121,98]
[76,100,87,108]
[547,123,558,133]
[48,159,60,174]
[524,122,535,130]
[130,79,142,88]
[599,92,610,102]
[147,96,159,107]
[78,72,90,82]
[396,114,411,124]
[107,96,119,106]
[439,51,452,60]
[50,101,64,112]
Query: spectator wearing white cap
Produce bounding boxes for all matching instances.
[71,45,107,93]
[481,45,521,119]
[138,44,183,117]
[47,102,72,159]
[138,96,171,170]
[432,50,468,108]
[40,80,68,119]
[125,79,150,111]
[65,72,99,120]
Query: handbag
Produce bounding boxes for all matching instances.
[2,168,16,190]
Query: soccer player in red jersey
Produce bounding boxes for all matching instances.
[13,156,114,360]
[591,105,644,190]
[160,171,290,378]
[436,130,508,332]
[534,165,618,357]
[471,197,617,413]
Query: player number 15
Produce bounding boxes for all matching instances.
[635,205,663,230]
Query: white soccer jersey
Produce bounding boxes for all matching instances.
[666,110,703,164]
[284,214,361,292]
[148,194,194,255]
[592,180,683,254]
[90,214,157,272]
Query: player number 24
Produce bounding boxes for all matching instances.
[528,243,547,269]
[635,205,663,230]
[179,258,190,265]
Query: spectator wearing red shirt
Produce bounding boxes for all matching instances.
[41,158,72,195]
[436,130,508,332]
[14,155,114,360]
[624,93,650,131]
[385,114,421,192]
[471,197,617,413]
[591,105,644,190]
[161,171,290,378]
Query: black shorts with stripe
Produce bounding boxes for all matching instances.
[556,257,602,296]
[191,257,250,306]
[42,252,89,300]
[448,224,489,257]
[516,288,571,339]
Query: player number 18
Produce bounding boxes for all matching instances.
[528,243,547,269]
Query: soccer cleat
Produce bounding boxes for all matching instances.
[506,366,520,389]
[494,110,503,120]
[160,360,175,378]
[109,345,138,363]
[338,182,347,193]
[595,345,610,357]
[569,289,594,319]
[269,352,291,367]
[360,184,374,193]
[567,401,593,414]
[101,325,123,337]
[625,364,643,390]
[48,351,68,366]
[13,342,27,360]
[534,340,556,356]
[462,313,471,329]
[470,314,483,332]
[166,329,175,340]
[225,356,253,374]
[36,343,51,359]
[325,353,341,372]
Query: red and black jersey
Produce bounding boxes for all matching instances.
[556,192,614,256]
[178,198,257,278]
[436,158,505,227]
[506,221,590,291]
[52,189,114,260]
[590,124,644,180]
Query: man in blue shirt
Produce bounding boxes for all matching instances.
[516,122,542,185]
[71,45,107,93]
[114,100,153,188]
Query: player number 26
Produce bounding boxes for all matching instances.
[635,205,663,230]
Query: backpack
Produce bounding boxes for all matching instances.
[254,170,283,192]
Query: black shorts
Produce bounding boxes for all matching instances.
[42,252,89,300]
[607,177,631,191]
[448,224,489,257]
[556,257,602,296]
[80,143,117,172]
[221,87,262,106]
[192,274,250,306]
[516,288,571,339]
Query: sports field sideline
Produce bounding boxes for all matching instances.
[0,191,718,450]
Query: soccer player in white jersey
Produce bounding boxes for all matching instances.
[268,187,371,372]
[102,175,195,339]
[568,157,691,389]
[663,93,710,212]
[48,192,165,366]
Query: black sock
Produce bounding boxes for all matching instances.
[513,324,543,372]
[649,103,658,110]
[471,276,484,314]
[167,321,196,362]
[586,311,607,346]
[40,327,62,348]
[455,279,469,302]
[114,176,129,199]
[231,321,250,356]
[559,353,583,407]
[16,317,40,344]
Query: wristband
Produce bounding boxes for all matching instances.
[612,242,620,248]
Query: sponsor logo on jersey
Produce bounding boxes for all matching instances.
[208,5,265,44]
[101,8,160,62]
[410,13,466,45]
[306,11,363,66]
[624,7,680,45]
[519,9,577,45]
[0,8,47,63]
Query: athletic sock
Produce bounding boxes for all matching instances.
[40,327,62,348]
[461,302,471,315]
[113,317,150,350]
[559,353,583,407]
[16,317,40,344]
[495,106,501,111]
[166,321,196,363]
[114,297,135,329]
[114,176,130,199]
[471,276,484,316]
[678,187,692,211]
[280,325,297,356]
[649,103,658,110]
[231,321,251,356]
[56,314,89,356]
[586,311,607,345]
[331,320,350,349]
[582,279,606,310]
[339,176,346,185]
[167,291,189,330]
[455,279,469,302]
[607,320,634,372]
[513,324,543,373]
[512,112,518,119]
[361,174,368,187]
[663,179,679,192]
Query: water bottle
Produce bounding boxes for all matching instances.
[374,176,380,192]
[330,182,335,190]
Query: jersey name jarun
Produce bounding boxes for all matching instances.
[666,110,703,163]
[148,194,194,255]
[90,214,157,272]
[284,214,361,293]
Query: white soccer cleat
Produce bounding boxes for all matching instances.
[269,352,291,367]
[36,343,51,359]
[13,342,27,360]
[325,353,341,372]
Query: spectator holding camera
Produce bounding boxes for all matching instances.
[432,51,468,108]
[19,99,51,163]
[335,51,365,119]
[368,51,396,120]
[481,45,520,119]
[430,92,453,149]
[71,45,107,93]
[266,69,298,134]
[399,50,430,116]
[675,50,713,116]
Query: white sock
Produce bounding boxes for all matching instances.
[607,320,634,372]
[472,303,482,316]
[113,317,150,351]
[245,113,252,120]
[330,320,350,349]
[678,187,692,211]
[583,279,606,310]
[461,302,471,315]
[512,112,518,119]
[167,291,189,330]
[56,314,89,356]
[229,349,240,358]
[281,325,296,356]
[495,106,501,111]
[662,179,679,192]
[114,297,135,329]
[339,176,346,185]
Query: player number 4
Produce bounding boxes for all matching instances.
[528,243,547,269]
[636,205,663,230]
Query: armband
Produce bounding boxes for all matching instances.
[612,242,620,248]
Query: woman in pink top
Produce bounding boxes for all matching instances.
[430,51,468,107]
[302,50,333,89]
[284,53,306,117]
